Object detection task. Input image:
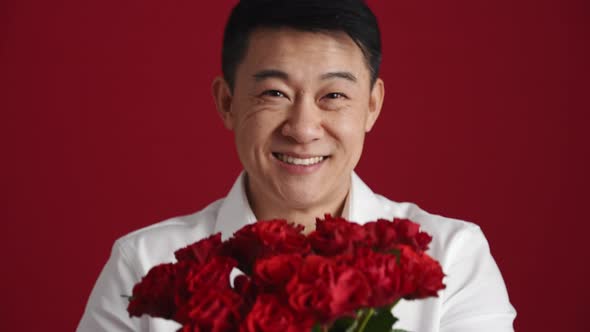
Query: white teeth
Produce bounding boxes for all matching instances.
[275,153,325,166]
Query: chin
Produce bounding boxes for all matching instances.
[279,190,324,208]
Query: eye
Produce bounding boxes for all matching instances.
[261,90,287,98]
[324,92,347,99]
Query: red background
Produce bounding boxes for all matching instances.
[1,0,587,330]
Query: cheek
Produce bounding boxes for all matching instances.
[325,112,368,149]
[234,111,284,152]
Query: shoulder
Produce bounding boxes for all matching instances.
[373,194,486,265]
[118,198,223,244]
[369,192,516,329]
[374,193,479,234]
[113,198,224,274]
[350,173,483,262]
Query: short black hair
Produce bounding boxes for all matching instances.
[221,0,382,90]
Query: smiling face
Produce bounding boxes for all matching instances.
[213,28,384,222]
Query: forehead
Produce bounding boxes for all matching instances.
[235,28,370,84]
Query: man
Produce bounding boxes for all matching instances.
[78,0,516,331]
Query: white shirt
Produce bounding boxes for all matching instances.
[77,172,516,332]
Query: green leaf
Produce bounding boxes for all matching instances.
[387,248,401,257]
[312,324,323,332]
[329,316,358,332]
[363,310,398,332]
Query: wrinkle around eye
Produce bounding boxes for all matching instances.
[320,92,350,107]
[240,104,285,122]
[248,96,288,112]
[253,92,291,107]
[319,98,353,112]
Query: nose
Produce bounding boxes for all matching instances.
[280,98,324,144]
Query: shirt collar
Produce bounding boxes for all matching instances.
[213,172,257,240]
[213,171,389,238]
[347,171,391,224]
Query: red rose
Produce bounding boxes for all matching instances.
[397,245,445,299]
[174,233,223,264]
[127,262,190,320]
[220,225,261,272]
[176,288,243,331]
[222,220,310,272]
[394,219,432,253]
[185,256,237,291]
[363,219,398,251]
[253,253,303,292]
[240,295,311,332]
[308,214,366,256]
[328,267,371,317]
[171,257,236,324]
[129,217,445,331]
[364,219,432,253]
[348,248,402,307]
[255,220,309,253]
[286,255,370,323]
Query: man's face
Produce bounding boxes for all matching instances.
[215,28,383,213]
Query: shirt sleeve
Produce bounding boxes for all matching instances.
[77,240,142,332]
[440,225,516,332]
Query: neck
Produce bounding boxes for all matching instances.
[245,176,350,234]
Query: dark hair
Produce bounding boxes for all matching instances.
[221,0,382,90]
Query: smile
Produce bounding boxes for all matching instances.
[273,153,326,166]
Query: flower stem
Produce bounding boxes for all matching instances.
[355,308,375,332]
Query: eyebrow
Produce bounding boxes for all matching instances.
[252,69,358,83]
[320,71,358,83]
[253,69,289,81]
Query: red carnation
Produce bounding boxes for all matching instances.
[255,220,309,253]
[253,253,303,292]
[240,295,311,332]
[172,256,237,324]
[127,216,445,332]
[127,262,190,320]
[177,288,243,332]
[223,219,310,272]
[286,255,370,323]
[349,248,403,307]
[185,256,236,291]
[397,245,446,299]
[364,218,432,253]
[309,214,366,256]
[174,233,223,264]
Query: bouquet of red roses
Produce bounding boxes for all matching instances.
[126,215,445,332]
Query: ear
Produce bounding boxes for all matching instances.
[365,78,385,132]
[211,76,235,130]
